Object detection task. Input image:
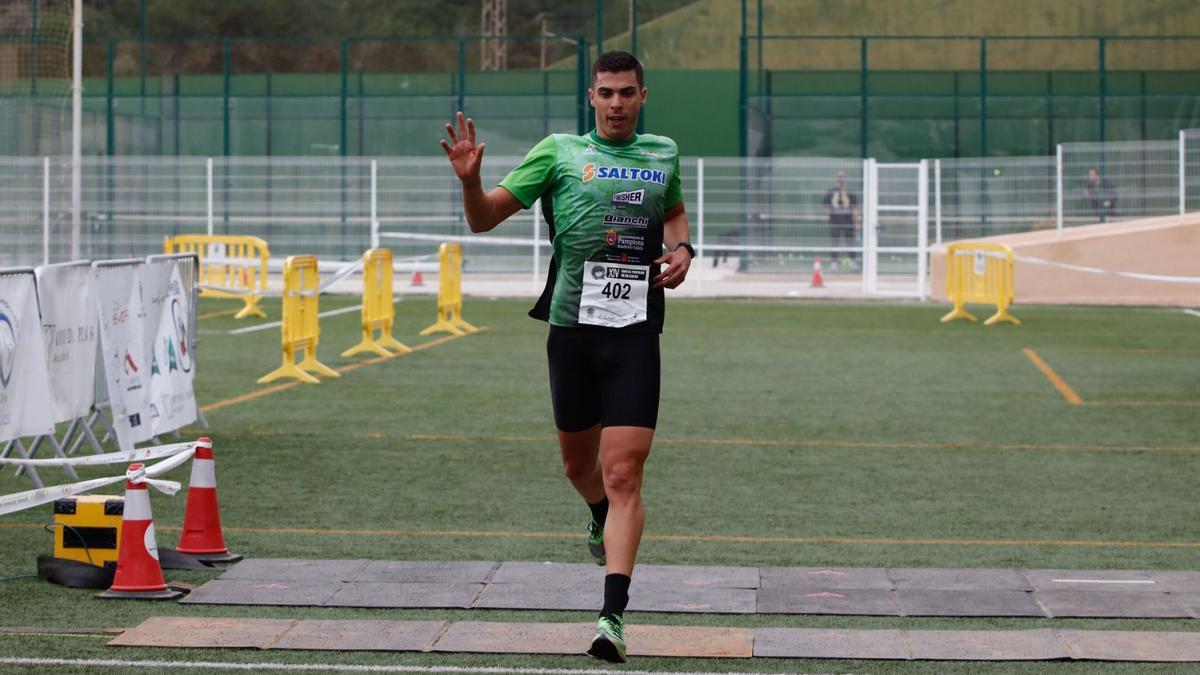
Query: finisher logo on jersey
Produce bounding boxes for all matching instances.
[582,162,667,186]
[611,190,645,208]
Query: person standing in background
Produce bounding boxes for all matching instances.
[823,170,860,268]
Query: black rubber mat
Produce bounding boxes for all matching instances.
[179,578,343,606]
[895,590,1045,617]
[756,588,901,615]
[179,559,1200,618]
[1036,590,1195,618]
[324,582,482,609]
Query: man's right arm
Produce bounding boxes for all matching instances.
[441,111,525,233]
[460,180,523,234]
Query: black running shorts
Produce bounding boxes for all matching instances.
[546,325,661,432]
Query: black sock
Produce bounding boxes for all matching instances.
[600,573,631,620]
[587,496,609,527]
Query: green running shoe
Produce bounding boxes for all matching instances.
[586,519,605,566]
[587,615,627,663]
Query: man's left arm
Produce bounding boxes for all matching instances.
[653,203,691,289]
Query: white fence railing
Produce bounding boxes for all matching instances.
[3,132,1197,275]
[930,136,1195,244]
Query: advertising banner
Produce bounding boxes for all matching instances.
[94,264,153,452]
[144,261,196,435]
[34,264,99,423]
[0,272,56,441]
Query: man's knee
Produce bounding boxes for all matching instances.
[562,456,598,482]
[603,456,645,498]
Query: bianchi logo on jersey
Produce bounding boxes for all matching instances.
[610,189,645,208]
[603,213,649,228]
[582,162,667,185]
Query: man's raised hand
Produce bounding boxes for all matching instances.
[440,111,486,185]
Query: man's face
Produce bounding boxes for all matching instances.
[836,171,847,188]
[1087,170,1099,183]
[588,69,645,141]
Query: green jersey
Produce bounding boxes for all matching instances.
[499,130,682,332]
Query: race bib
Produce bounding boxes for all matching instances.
[579,261,650,328]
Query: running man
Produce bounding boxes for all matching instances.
[440,51,692,663]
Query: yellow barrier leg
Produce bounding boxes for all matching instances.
[376,330,413,354]
[235,295,268,320]
[984,308,1022,326]
[940,304,978,323]
[450,319,479,333]
[258,347,320,384]
[341,328,394,358]
[421,309,466,336]
[449,310,479,334]
[299,346,340,378]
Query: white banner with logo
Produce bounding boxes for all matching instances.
[34,264,99,423]
[95,264,154,452]
[144,261,196,435]
[0,272,56,441]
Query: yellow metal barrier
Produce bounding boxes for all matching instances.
[941,242,1021,326]
[342,248,412,358]
[420,243,478,336]
[164,234,269,319]
[258,255,340,384]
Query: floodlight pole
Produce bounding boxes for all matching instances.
[1179,130,1186,216]
[71,0,82,260]
[1055,144,1064,234]
[595,0,604,56]
[30,0,38,97]
[629,0,637,58]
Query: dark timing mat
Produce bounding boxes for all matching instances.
[180,559,1200,619]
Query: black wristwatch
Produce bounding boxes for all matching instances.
[673,241,696,259]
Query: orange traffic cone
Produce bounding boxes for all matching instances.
[96,464,183,600]
[810,257,825,288]
[177,438,242,564]
[411,269,424,286]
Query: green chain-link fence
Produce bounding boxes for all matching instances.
[75,34,589,157]
[742,35,1200,160]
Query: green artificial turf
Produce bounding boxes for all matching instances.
[1,295,1198,673]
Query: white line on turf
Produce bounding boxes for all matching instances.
[0,658,844,675]
[1184,309,1200,318]
[228,305,362,335]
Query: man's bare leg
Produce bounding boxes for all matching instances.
[558,425,610,564]
[598,425,653,577]
[585,425,653,662]
[558,425,604,502]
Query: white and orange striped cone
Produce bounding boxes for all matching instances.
[177,437,242,564]
[810,257,825,288]
[96,464,184,600]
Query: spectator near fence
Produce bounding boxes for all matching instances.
[1083,168,1118,223]
[823,171,861,268]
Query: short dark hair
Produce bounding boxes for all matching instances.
[592,51,643,88]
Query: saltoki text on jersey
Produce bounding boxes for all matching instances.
[582,163,667,185]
